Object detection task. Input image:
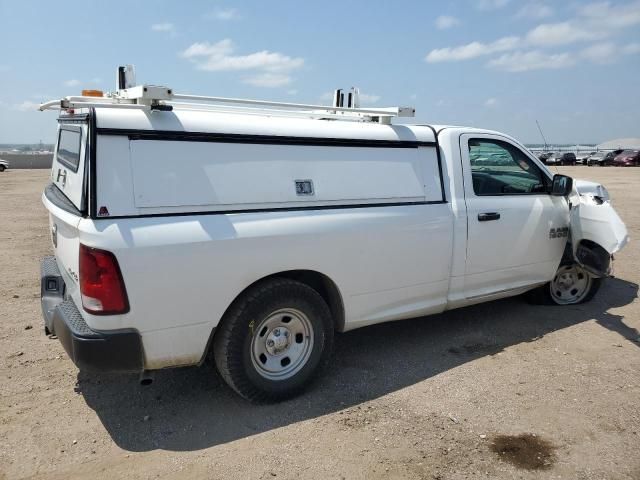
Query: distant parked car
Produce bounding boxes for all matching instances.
[538,151,554,162]
[544,153,561,165]
[547,152,576,165]
[613,150,640,167]
[602,149,625,166]
[587,152,606,166]
[560,152,577,165]
[0,160,9,172]
[579,152,596,165]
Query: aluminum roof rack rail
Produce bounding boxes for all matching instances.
[38,65,415,124]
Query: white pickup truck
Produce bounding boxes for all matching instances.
[39,75,628,402]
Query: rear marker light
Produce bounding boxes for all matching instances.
[79,244,129,315]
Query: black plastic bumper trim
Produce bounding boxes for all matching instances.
[51,299,144,373]
[41,256,64,334]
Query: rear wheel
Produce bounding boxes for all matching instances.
[527,263,601,305]
[0,165,5,172]
[213,278,333,402]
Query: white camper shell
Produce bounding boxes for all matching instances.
[39,72,628,402]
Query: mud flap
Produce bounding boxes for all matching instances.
[569,181,629,277]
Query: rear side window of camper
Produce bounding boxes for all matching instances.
[56,126,82,172]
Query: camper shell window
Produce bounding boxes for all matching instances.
[56,126,82,172]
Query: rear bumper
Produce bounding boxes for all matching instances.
[40,256,144,373]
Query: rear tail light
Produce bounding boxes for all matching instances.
[79,244,129,315]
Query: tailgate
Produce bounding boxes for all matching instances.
[43,191,82,300]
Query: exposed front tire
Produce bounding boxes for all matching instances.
[526,263,602,305]
[213,278,334,402]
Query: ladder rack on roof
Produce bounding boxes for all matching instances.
[38,65,415,124]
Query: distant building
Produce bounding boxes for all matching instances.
[596,138,640,150]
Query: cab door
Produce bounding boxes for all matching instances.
[460,134,569,299]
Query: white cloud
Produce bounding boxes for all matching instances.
[426,36,520,62]
[580,42,617,64]
[242,73,292,88]
[484,97,498,107]
[476,0,510,10]
[13,100,41,111]
[206,8,240,21]
[487,50,575,72]
[435,15,460,30]
[526,2,640,46]
[526,21,600,46]
[577,1,640,29]
[182,39,234,59]
[359,93,381,104]
[623,42,640,55]
[516,2,553,19]
[151,23,175,34]
[64,79,81,87]
[182,39,304,88]
[182,40,303,72]
[426,1,640,70]
[580,41,640,64]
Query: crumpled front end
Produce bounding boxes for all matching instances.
[569,180,629,276]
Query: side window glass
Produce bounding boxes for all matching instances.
[56,127,82,172]
[468,139,547,196]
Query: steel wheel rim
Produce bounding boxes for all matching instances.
[250,308,314,380]
[550,264,592,305]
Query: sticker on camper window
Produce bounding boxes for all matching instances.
[295,180,314,196]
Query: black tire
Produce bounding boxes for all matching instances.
[526,263,602,305]
[0,165,5,172]
[213,278,334,402]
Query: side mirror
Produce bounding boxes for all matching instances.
[551,174,573,196]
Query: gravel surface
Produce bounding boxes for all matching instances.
[0,168,639,480]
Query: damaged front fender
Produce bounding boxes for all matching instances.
[569,180,630,276]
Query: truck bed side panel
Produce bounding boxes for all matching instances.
[77,203,453,368]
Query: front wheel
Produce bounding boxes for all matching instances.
[0,165,5,172]
[526,263,602,305]
[213,278,334,402]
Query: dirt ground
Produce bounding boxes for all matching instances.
[1,167,639,480]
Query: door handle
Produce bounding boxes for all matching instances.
[478,212,500,222]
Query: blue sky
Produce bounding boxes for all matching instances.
[0,0,639,144]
